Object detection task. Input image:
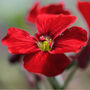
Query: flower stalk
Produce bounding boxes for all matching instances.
[48,61,78,90]
[62,62,78,89]
[48,77,61,89]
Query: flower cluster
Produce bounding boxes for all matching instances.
[1,1,87,77]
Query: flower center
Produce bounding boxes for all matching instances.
[37,36,54,51]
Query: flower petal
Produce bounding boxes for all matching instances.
[26,2,39,23]
[49,26,87,54]
[26,2,70,24]
[40,3,70,15]
[2,27,39,54]
[78,2,90,30]
[23,51,70,77]
[36,14,76,39]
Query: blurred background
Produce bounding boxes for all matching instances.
[0,0,90,89]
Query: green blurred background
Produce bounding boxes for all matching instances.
[0,0,90,89]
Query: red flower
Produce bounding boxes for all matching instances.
[2,14,87,77]
[78,2,90,30]
[26,2,70,23]
[77,1,90,68]
[77,43,90,69]
[8,54,23,64]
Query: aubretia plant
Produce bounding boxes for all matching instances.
[2,14,87,77]
[1,1,89,90]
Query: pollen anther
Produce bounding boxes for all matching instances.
[37,36,54,51]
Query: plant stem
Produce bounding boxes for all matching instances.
[62,62,78,90]
[47,62,78,90]
[48,77,61,89]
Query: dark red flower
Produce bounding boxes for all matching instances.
[26,2,70,23]
[8,54,23,64]
[78,2,90,30]
[2,14,87,77]
[77,43,90,69]
[77,1,90,68]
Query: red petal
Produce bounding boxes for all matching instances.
[36,14,76,39]
[78,2,90,30]
[2,27,39,54]
[23,52,70,77]
[26,2,39,23]
[40,3,70,15]
[26,3,70,24]
[49,26,87,54]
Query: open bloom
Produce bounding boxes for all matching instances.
[26,2,70,23]
[2,14,87,77]
[77,1,90,68]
